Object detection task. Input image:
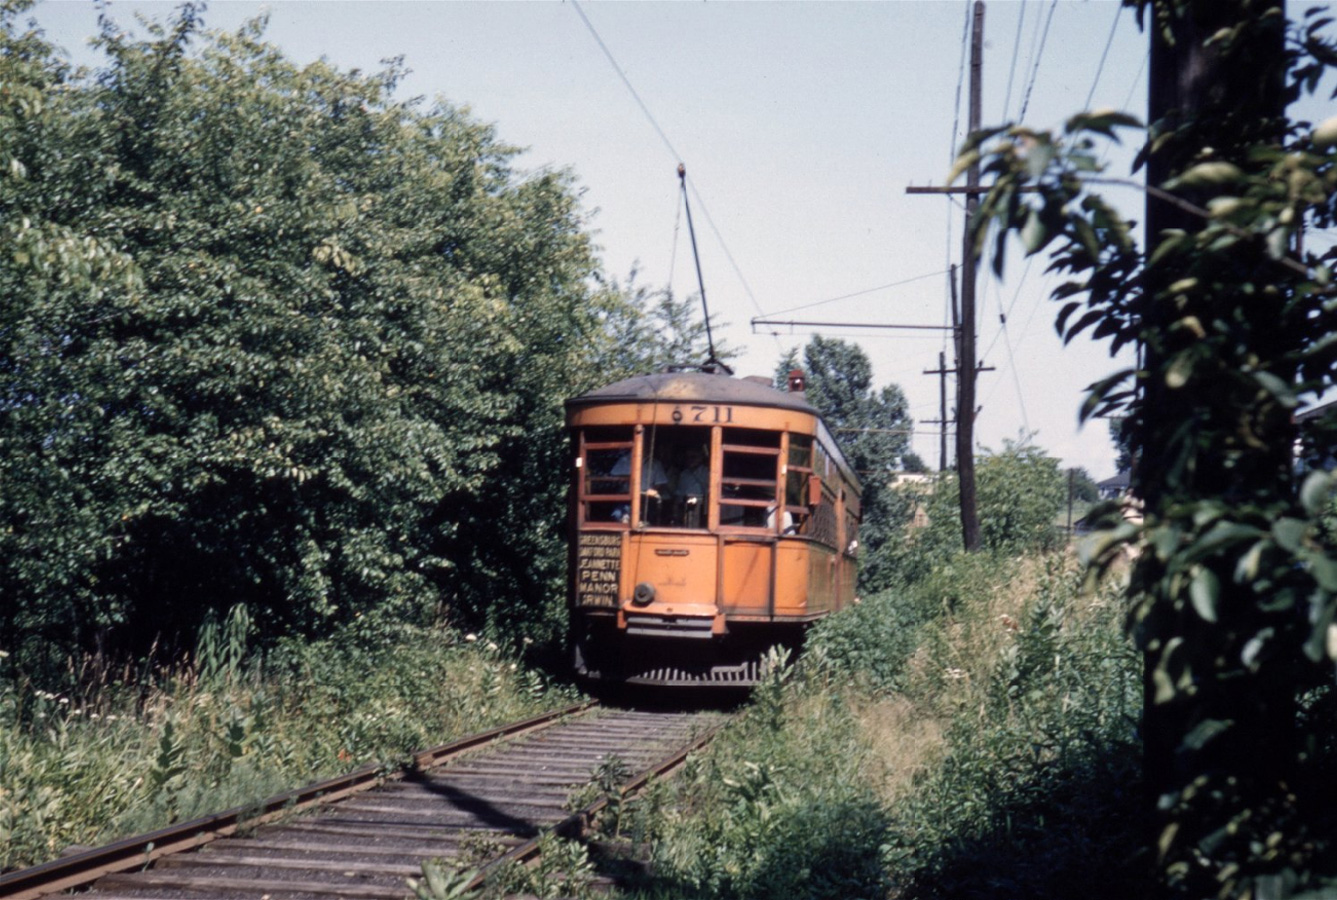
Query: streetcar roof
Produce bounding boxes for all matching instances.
[566,370,860,495]
[565,371,816,414]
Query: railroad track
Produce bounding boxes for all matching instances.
[0,702,730,900]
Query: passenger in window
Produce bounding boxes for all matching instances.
[767,505,797,534]
[673,445,710,527]
[610,451,669,524]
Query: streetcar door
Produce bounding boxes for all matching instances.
[717,428,782,615]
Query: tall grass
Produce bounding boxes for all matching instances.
[882,554,1146,898]
[0,607,579,871]
[635,655,893,900]
[630,549,1145,900]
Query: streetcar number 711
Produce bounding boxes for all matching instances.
[672,405,734,424]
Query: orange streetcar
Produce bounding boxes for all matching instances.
[566,368,861,687]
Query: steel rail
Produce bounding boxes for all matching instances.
[0,700,596,900]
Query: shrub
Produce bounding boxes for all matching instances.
[868,440,1068,587]
[638,659,893,900]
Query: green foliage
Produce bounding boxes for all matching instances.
[885,559,1146,900]
[805,564,964,693]
[408,858,481,900]
[624,546,1146,900]
[776,336,913,475]
[644,684,893,900]
[1109,416,1134,473]
[962,2,1337,894]
[604,271,736,377]
[876,440,1067,587]
[0,617,580,870]
[491,833,597,900]
[0,5,644,670]
[1068,467,1100,504]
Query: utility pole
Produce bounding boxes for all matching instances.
[1137,5,1291,883]
[957,0,984,552]
[924,351,951,471]
[904,1,985,547]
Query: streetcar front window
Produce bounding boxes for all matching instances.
[642,425,710,528]
[719,428,781,530]
[580,426,633,524]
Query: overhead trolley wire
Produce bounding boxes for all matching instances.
[1001,1,1029,121]
[570,0,680,163]
[570,0,777,349]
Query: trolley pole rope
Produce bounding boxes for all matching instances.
[678,163,730,374]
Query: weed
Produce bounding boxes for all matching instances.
[408,857,480,900]
[644,686,893,900]
[491,833,597,899]
[0,618,582,871]
[566,754,632,838]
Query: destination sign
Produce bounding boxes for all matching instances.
[577,533,622,608]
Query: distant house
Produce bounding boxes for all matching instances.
[891,471,933,529]
[1097,471,1130,500]
[1297,398,1337,472]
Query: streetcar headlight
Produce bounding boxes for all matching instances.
[632,582,656,606]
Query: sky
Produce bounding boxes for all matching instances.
[25,0,1301,481]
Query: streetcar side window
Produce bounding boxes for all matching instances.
[580,426,634,524]
[845,507,861,556]
[784,434,814,535]
[719,428,781,530]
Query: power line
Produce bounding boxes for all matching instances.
[944,2,973,355]
[980,253,1036,362]
[998,314,1031,434]
[1001,0,1029,120]
[1084,1,1124,111]
[766,269,951,317]
[1017,0,1059,123]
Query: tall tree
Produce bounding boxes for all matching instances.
[0,5,634,671]
[964,1,1337,894]
[776,337,916,591]
[598,270,734,379]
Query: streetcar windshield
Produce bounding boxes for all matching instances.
[640,425,711,529]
